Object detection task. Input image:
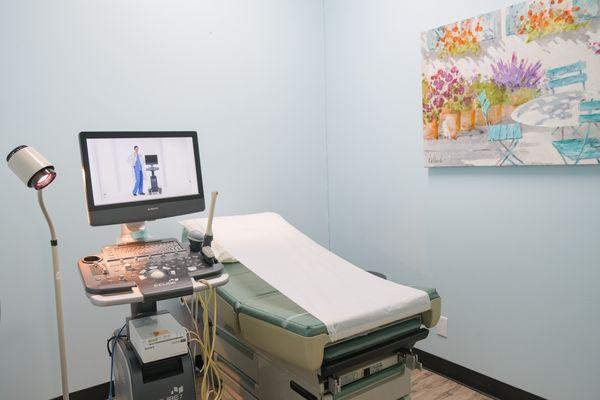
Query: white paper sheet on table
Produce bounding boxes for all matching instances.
[180,212,431,342]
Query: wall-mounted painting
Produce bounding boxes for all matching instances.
[421,0,600,167]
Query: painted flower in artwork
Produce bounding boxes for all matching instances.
[514,0,590,42]
[436,19,484,58]
[422,67,472,122]
[490,53,543,106]
[422,80,439,123]
[589,41,600,54]
[491,53,544,91]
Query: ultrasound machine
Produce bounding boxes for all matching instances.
[77,131,228,400]
[145,154,162,195]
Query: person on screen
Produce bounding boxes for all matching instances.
[128,146,145,196]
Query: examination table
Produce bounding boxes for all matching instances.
[178,228,441,400]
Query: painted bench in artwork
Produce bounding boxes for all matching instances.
[546,61,587,94]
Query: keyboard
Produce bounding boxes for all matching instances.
[103,239,186,261]
[78,238,224,299]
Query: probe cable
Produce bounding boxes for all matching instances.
[183,280,223,400]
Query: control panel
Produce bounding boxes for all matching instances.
[78,239,225,304]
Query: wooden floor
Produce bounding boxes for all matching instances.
[218,368,492,400]
[411,369,492,400]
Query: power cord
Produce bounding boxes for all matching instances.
[107,323,127,400]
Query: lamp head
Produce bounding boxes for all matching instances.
[6,145,56,190]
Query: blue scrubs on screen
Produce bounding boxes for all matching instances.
[133,155,143,195]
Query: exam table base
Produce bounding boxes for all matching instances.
[214,330,413,400]
[167,297,421,400]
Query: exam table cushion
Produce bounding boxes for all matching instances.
[214,262,441,371]
[217,263,328,337]
[181,213,432,342]
[217,263,439,337]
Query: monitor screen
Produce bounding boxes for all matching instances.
[145,154,158,165]
[79,132,205,226]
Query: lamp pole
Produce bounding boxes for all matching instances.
[38,189,70,400]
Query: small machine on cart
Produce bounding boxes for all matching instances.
[77,131,227,400]
[144,154,162,195]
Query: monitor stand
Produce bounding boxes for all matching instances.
[118,221,149,244]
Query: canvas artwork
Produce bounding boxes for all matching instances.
[421,0,600,167]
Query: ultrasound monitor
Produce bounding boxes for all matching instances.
[79,131,205,226]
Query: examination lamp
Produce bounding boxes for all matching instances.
[6,145,70,400]
[7,145,56,189]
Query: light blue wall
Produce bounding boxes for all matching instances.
[0,1,328,398]
[2,1,599,399]
[323,1,600,399]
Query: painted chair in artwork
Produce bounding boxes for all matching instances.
[552,99,600,165]
[478,91,524,166]
[546,61,587,94]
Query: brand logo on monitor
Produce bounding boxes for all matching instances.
[147,207,159,211]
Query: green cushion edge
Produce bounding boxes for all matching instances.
[323,317,422,361]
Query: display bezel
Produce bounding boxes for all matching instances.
[79,131,205,226]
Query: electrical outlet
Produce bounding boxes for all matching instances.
[437,316,448,338]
